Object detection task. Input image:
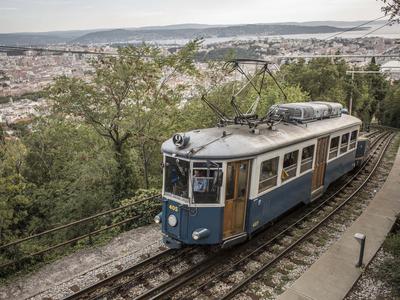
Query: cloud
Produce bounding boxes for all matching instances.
[0,7,17,10]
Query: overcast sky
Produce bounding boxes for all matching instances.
[0,0,385,33]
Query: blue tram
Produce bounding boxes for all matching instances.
[154,102,364,248]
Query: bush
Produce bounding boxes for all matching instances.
[384,233,400,257]
[115,189,161,229]
[378,229,400,296]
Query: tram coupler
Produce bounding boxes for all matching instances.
[162,235,183,249]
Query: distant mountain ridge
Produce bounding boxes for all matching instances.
[0,21,376,46]
[271,20,389,27]
[72,24,357,44]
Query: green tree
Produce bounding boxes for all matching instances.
[0,124,5,144]
[282,58,348,104]
[381,81,400,127]
[0,175,33,245]
[22,118,115,228]
[48,41,200,202]
[279,57,393,125]
[364,59,389,122]
[381,0,400,23]
[0,139,33,244]
[179,67,308,130]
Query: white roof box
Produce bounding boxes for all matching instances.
[313,101,343,117]
[269,101,343,123]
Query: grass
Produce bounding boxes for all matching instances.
[377,218,400,297]
[289,256,307,266]
[315,232,329,245]
[296,247,312,256]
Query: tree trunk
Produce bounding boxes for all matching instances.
[113,141,134,205]
[141,142,149,189]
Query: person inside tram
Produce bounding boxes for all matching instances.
[193,170,208,193]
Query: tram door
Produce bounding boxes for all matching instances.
[223,160,250,239]
[311,136,329,198]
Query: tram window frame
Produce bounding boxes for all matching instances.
[329,136,339,159]
[340,133,350,154]
[282,150,299,182]
[226,163,235,200]
[300,145,315,173]
[164,156,190,201]
[258,157,279,193]
[349,130,358,149]
[192,162,222,204]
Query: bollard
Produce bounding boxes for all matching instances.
[354,233,366,268]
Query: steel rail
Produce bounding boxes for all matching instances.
[61,246,204,300]
[220,132,394,299]
[370,123,400,132]
[0,206,161,269]
[62,247,178,300]
[60,130,389,300]
[362,130,378,138]
[35,129,390,300]
[133,252,225,300]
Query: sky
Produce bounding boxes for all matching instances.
[0,0,386,33]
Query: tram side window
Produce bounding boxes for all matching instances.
[300,145,315,173]
[259,157,279,193]
[329,137,339,159]
[349,130,358,149]
[226,164,235,199]
[340,133,349,154]
[282,150,299,182]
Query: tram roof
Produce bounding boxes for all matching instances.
[161,114,362,160]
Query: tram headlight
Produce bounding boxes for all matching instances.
[167,214,178,227]
[192,231,200,240]
[154,213,162,224]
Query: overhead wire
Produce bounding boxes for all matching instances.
[357,21,393,39]
[0,45,398,59]
[324,15,387,40]
[0,45,116,56]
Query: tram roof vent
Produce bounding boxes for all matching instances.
[268,101,343,123]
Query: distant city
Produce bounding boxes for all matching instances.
[0,21,399,134]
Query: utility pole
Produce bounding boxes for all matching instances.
[346,70,390,116]
[349,70,354,115]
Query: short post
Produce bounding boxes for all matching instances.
[354,233,366,268]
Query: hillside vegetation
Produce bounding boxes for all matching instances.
[1,41,399,277]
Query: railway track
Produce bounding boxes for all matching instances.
[134,130,394,300]
[61,248,173,300]
[181,131,394,300]
[363,129,379,138]
[219,133,394,300]
[61,129,394,300]
[61,244,217,300]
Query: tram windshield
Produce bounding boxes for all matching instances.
[164,156,189,200]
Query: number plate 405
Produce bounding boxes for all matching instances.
[168,204,178,212]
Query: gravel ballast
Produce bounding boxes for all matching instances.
[0,224,163,300]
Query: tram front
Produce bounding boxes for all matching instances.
[155,143,224,248]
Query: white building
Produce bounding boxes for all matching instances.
[381,60,400,80]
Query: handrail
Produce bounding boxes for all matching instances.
[0,194,161,250]
[0,207,161,269]
[370,124,400,131]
